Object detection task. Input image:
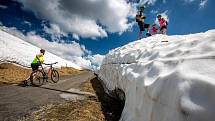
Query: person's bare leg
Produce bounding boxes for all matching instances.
[163,28,167,34]
[147,26,150,33]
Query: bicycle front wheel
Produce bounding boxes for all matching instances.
[51,70,59,83]
[30,70,44,86]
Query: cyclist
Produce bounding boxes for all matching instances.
[31,49,45,71]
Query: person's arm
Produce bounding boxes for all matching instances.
[142,16,146,19]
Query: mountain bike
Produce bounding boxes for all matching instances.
[30,62,59,86]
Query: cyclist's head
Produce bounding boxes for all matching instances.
[40,49,45,54]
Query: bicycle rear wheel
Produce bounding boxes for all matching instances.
[30,70,44,86]
[51,70,59,83]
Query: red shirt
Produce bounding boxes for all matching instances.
[158,18,167,27]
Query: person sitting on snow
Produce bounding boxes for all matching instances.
[157,15,168,34]
[151,23,158,35]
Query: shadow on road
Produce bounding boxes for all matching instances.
[90,77,125,121]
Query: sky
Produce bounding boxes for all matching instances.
[0,0,215,68]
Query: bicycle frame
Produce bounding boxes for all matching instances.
[39,62,58,78]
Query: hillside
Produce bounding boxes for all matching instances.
[0,29,82,70]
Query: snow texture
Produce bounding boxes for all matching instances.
[98,30,215,121]
[0,29,82,70]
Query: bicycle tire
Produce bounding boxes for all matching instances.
[30,70,44,86]
[51,69,59,83]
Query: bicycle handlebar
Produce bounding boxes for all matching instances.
[43,62,58,65]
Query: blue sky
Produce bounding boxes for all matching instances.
[0,0,214,68]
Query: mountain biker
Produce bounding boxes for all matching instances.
[157,14,168,34]
[136,6,151,39]
[31,49,45,71]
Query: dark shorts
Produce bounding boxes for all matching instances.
[160,26,167,31]
[31,63,40,71]
[138,22,150,31]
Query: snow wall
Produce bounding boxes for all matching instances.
[0,29,82,70]
[98,30,215,121]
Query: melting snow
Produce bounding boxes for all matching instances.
[99,30,215,121]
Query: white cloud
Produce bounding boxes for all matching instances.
[150,10,159,14]
[183,0,196,2]
[43,23,67,41]
[72,33,80,40]
[88,54,105,66]
[199,0,208,8]
[155,10,169,26]
[25,32,86,57]
[23,21,31,26]
[0,5,7,9]
[139,0,157,6]
[72,56,92,69]
[183,0,208,8]
[86,54,105,70]
[18,0,133,38]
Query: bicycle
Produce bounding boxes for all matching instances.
[29,62,59,86]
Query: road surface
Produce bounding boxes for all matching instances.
[0,70,94,121]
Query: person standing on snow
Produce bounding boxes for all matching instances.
[157,14,168,34]
[136,6,151,39]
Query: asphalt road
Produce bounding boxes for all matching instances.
[0,71,94,121]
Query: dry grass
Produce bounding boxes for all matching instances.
[23,77,124,121]
[0,63,31,85]
[57,67,82,76]
[0,63,82,85]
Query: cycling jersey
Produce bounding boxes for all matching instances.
[31,53,44,64]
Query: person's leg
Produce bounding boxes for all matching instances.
[144,24,151,36]
[163,28,167,34]
[31,63,37,71]
[144,24,150,33]
[138,22,144,39]
[138,31,143,39]
[160,26,167,34]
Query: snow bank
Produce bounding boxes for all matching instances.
[0,29,82,70]
[98,30,215,121]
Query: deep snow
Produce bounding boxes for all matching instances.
[0,29,82,70]
[98,30,215,121]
